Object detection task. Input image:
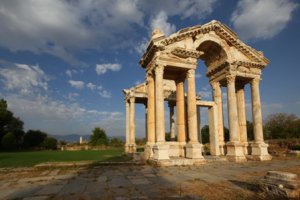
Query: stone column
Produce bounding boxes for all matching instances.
[125,100,130,153]
[211,81,225,155]
[176,79,186,143]
[208,104,220,156]
[147,72,155,144]
[250,78,271,160]
[236,84,248,155]
[144,72,155,159]
[186,69,203,159]
[153,65,169,160]
[169,102,175,141]
[145,103,148,141]
[129,97,136,153]
[197,106,202,144]
[226,74,246,161]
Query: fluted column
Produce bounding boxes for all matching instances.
[147,73,155,144]
[226,75,239,142]
[211,81,225,155]
[176,79,186,143]
[155,65,165,143]
[251,78,264,143]
[236,84,248,154]
[129,97,136,152]
[187,69,198,143]
[186,69,203,159]
[197,106,202,144]
[169,102,175,141]
[125,100,130,153]
[250,77,271,160]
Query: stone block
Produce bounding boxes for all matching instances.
[226,141,247,162]
[261,171,300,198]
[153,143,170,160]
[185,143,204,159]
[251,142,272,161]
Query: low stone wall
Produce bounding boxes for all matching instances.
[61,145,111,151]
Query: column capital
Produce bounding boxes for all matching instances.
[226,74,236,85]
[154,64,164,74]
[210,81,220,89]
[186,69,195,79]
[129,97,135,103]
[251,77,261,86]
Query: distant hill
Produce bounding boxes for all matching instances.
[49,134,126,143]
[49,134,90,143]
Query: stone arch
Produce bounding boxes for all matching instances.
[193,33,233,67]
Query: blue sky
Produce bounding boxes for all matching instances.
[0,0,299,138]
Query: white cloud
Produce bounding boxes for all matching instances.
[231,0,299,40]
[95,63,122,75]
[66,70,72,77]
[86,82,97,90]
[5,93,122,135]
[0,63,48,95]
[69,80,85,89]
[68,92,79,101]
[195,73,202,79]
[150,11,176,36]
[135,37,149,55]
[99,90,112,98]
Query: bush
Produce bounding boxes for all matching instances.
[110,137,124,147]
[1,132,17,150]
[290,145,300,151]
[41,137,58,150]
[24,130,47,148]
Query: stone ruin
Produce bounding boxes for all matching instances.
[123,20,272,166]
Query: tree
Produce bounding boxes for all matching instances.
[1,132,17,150]
[0,99,24,149]
[201,125,210,144]
[24,130,47,148]
[89,127,109,146]
[109,137,124,147]
[264,113,299,139]
[41,137,58,150]
[246,121,254,140]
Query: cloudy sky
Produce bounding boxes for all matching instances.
[0,0,299,138]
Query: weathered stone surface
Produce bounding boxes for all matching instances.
[261,171,300,198]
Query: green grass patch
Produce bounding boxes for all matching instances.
[0,148,131,168]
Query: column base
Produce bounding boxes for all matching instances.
[186,143,204,159]
[142,143,154,160]
[250,142,272,161]
[126,144,136,154]
[242,142,249,155]
[226,141,247,162]
[153,143,170,160]
[219,143,225,156]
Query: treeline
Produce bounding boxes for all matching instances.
[0,99,57,150]
[89,127,124,147]
[200,113,300,144]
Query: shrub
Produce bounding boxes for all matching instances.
[41,137,58,150]
[1,132,17,150]
[290,145,300,151]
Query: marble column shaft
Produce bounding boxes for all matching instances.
[251,78,264,143]
[226,75,240,142]
[169,103,175,140]
[187,69,198,143]
[129,97,135,144]
[125,100,130,145]
[155,65,165,143]
[211,81,224,146]
[176,79,186,143]
[236,85,247,143]
[147,73,155,144]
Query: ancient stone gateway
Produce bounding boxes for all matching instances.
[123,20,272,165]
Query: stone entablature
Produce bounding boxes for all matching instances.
[124,20,271,165]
